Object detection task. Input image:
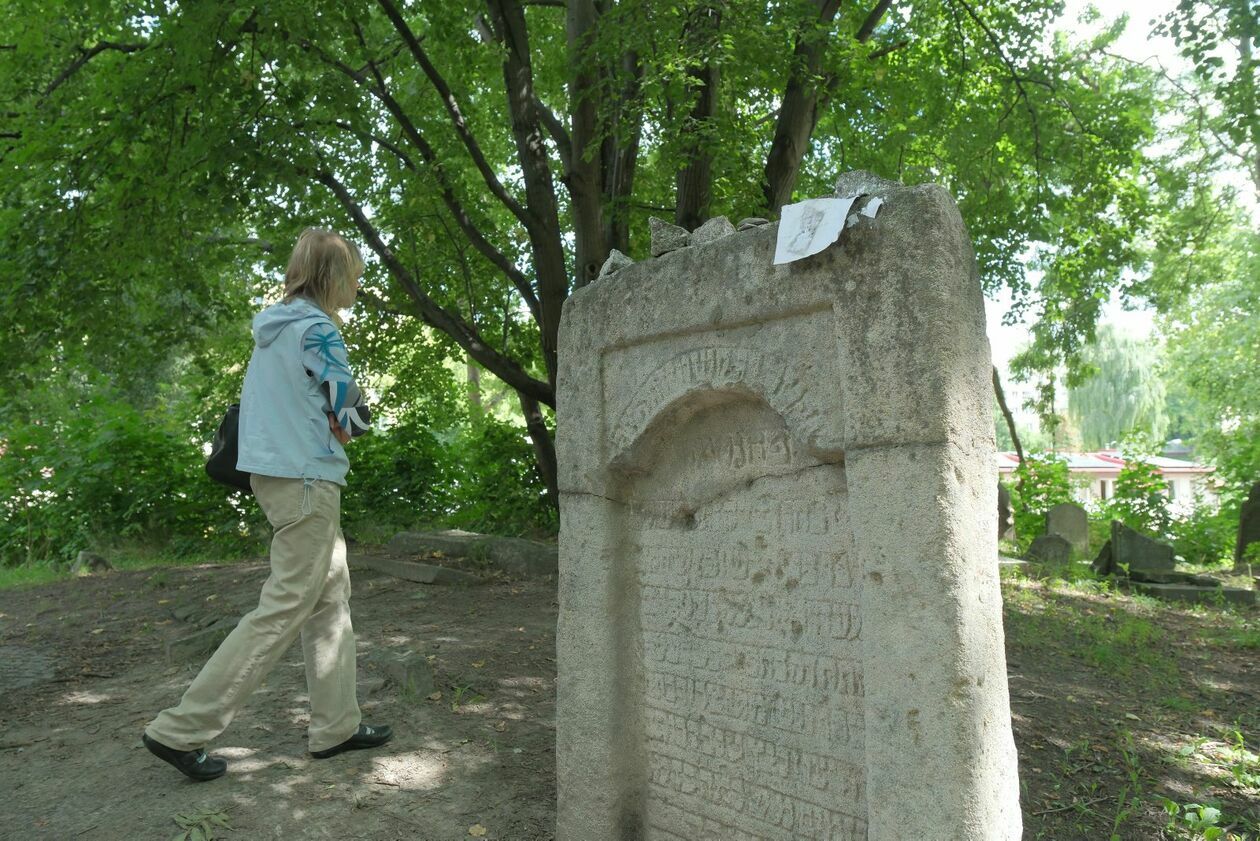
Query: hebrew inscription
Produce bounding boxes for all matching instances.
[626,398,866,840]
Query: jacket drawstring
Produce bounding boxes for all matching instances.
[301,477,315,517]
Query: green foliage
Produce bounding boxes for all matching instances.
[1102,436,1174,536]
[1067,325,1168,449]
[0,379,258,566]
[1161,228,1260,488]
[444,417,557,538]
[1154,0,1258,193]
[340,421,453,537]
[1009,453,1074,543]
[170,809,232,841]
[1168,500,1239,568]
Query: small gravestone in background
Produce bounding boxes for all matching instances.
[1027,534,1072,569]
[1046,502,1089,555]
[1233,482,1260,572]
[556,173,1020,841]
[998,482,1014,541]
[70,551,112,576]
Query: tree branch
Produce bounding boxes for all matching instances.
[762,0,843,213]
[867,39,908,60]
[374,0,538,234]
[303,43,541,320]
[953,0,1042,187]
[41,41,148,102]
[534,94,572,172]
[485,0,568,387]
[855,0,894,42]
[315,169,554,407]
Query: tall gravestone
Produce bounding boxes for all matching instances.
[1046,502,1089,555]
[556,175,1021,841]
[1234,482,1260,571]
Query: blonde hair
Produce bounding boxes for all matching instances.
[283,228,364,324]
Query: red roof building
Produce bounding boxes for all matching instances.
[997,450,1217,513]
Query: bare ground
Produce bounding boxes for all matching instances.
[0,555,1256,840]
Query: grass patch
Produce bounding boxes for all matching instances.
[1003,575,1180,689]
[0,540,262,591]
[0,564,64,589]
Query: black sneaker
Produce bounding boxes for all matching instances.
[142,732,227,781]
[310,723,393,759]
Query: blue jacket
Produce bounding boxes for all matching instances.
[236,298,370,485]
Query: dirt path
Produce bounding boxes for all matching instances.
[0,553,557,841]
[0,558,1256,840]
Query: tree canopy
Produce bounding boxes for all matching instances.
[2,0,1189,500]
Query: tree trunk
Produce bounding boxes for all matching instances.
[566,0,608,288]
[762,0,841,213]
[762,0,892,214]
[993,365,1026,496]
[601,49,643,255]
[487,0,568,389]
[674,3,721,230]
[467,358,483,416]
[518,390,559,512]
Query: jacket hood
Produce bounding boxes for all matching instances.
[251,298,331,348]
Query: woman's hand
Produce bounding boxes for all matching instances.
[328,413,351,445]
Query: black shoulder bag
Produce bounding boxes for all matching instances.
[205,404,253,493]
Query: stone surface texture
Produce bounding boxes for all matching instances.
[1234,482,1260,569]
[597,248,635,281]
[1045,502,1089,554]
[689,215,736,246]
[556,177,1020,840]
[648,216,690,257]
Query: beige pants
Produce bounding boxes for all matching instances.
[146,475,361,753]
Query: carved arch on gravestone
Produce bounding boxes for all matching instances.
[598,383,862,837]
[606,344,844,475]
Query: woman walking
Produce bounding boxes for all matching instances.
[143,228,391,780]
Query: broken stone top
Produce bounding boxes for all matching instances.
[833,169,903,198]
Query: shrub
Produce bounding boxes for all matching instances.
[1009,452,1074,545]
[0,387,255,565]
[445,416,557,538]
[1105,454,1173,536]
[1168,498,1238,567]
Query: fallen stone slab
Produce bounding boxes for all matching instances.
[351,555,481,586]
[1130,582,1256,606]
[386,530,558,579]
[166,618,238,665]
[1129,569,1221,587]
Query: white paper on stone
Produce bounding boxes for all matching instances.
[773,196,858,264]
[861,196,883,217]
